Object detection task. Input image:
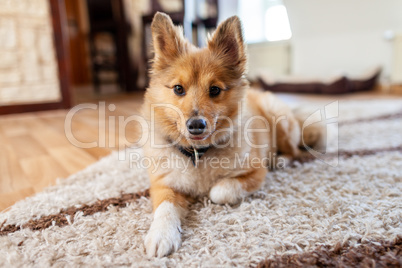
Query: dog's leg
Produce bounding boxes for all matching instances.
[209,168,266,205]
[145,180,188,258]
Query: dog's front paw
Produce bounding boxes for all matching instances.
[144,201,183,258]
[209,178,245,205]
[145,222,181,258]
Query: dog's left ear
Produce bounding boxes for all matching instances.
[208,16,247,76]
[151,12,187,69]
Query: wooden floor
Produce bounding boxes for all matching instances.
[0,90,144,212]
[0,86,401,212]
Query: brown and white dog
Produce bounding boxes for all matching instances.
[141,12,324,257]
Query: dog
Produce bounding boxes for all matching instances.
[141,12,324,258]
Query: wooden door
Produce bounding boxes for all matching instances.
[65,0,91,85]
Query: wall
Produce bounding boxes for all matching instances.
[284,0,402,80]
[247,41,290,80]
[0,0,61,105]
[392,35,402,84]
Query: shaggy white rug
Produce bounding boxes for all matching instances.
[1,100,401,267]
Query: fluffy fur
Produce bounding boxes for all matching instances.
[142,12,322,257]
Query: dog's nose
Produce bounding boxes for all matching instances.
[186,118,207,135]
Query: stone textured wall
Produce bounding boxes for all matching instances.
[0,0,61,105]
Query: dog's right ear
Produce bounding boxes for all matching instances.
[151,12,187,69]
[208,16,247,77]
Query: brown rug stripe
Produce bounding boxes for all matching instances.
[256,236,402,268]
[294,145,402,165]
[339,110,402,126]
[0,190,149,236]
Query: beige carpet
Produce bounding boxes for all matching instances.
[1,100,401,267]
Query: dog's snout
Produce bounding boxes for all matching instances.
[186,118,207,135]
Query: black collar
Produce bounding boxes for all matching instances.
[176,145,210,167]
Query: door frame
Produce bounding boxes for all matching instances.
[0,0,71,115]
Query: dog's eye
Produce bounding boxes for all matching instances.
[173,85,185,96]
[209,86,221,97]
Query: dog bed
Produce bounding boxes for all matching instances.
[258,67,382,94]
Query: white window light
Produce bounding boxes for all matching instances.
[265,5,292,41]
[238,0,292,43]
[238,0,264,43]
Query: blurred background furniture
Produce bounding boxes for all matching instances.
[191,0,219,47]
[86,0,137,92]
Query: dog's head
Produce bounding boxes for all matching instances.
[146,12,248,147]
